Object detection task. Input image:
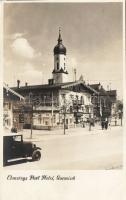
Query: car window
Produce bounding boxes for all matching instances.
[13,135,22,142]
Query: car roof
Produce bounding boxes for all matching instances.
[3,134,23,137]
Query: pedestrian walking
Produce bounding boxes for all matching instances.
[101,121,105,130]
[101,117,105,130]
[88,117,94,131]
[105,118,108,130]
[89,121,91,131]
[82,121,85,128]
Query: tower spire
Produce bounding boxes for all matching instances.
[59,27,61,34]
[58,27,62,43]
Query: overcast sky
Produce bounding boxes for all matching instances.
[4,2,123,98]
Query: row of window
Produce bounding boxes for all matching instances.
[34,115,73,126]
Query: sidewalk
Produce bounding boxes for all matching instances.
[20,125,122,142]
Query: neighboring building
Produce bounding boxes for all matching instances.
[3,83,25,132]
[106,90,117,116]
[90,83,117,118]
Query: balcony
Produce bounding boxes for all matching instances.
[73,100,84,105]
[34,105,59,111]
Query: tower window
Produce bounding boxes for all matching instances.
[64,57,65,60]
[57,63,59,70]
[56,56,58,60]
[64,63,65,70]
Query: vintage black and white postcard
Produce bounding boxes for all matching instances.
[0,0,125,200]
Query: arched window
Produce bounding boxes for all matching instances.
[81,96,84,105]
[57,62,59,70]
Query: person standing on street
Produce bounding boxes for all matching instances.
[101,117,105,130]
[105,118,108,130]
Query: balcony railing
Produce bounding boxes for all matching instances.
[73,100,84,105]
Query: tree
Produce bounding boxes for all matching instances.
[113,100,123,126]
[115,100,123,114]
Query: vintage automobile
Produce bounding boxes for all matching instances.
[3,134,41,166]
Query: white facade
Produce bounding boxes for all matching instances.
[54,54,67,71]
[59,90,92,108]
[59,89,93,123]
[53,54,68,83]
[53,72,68,84]
[3,102,13,131]
[3,84,25,132]
[33,112,75,130]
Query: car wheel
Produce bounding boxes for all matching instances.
[32,150,41,161]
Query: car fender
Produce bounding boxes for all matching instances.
[35,147,41,151]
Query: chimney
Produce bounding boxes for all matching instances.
[25,82,28,87]
[17,80,20,88]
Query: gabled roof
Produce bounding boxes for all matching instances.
[4,83,25,100]
[106,90,117,102]
[62,81,99,94]
[12,82,75,90]
[89,83,101,90]
[89,83,116,103]
[90,83,108,96]
[11,80,99,95]
[106,90,117,96]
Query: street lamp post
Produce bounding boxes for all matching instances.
[30,104,33,139]
[29,92,33,139]
[62,94,66,135]
[63,108,66,135]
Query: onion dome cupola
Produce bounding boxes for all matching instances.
[53,28,66,55]
[52,28,68,84]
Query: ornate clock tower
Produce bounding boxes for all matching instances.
[52,28,68,84]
